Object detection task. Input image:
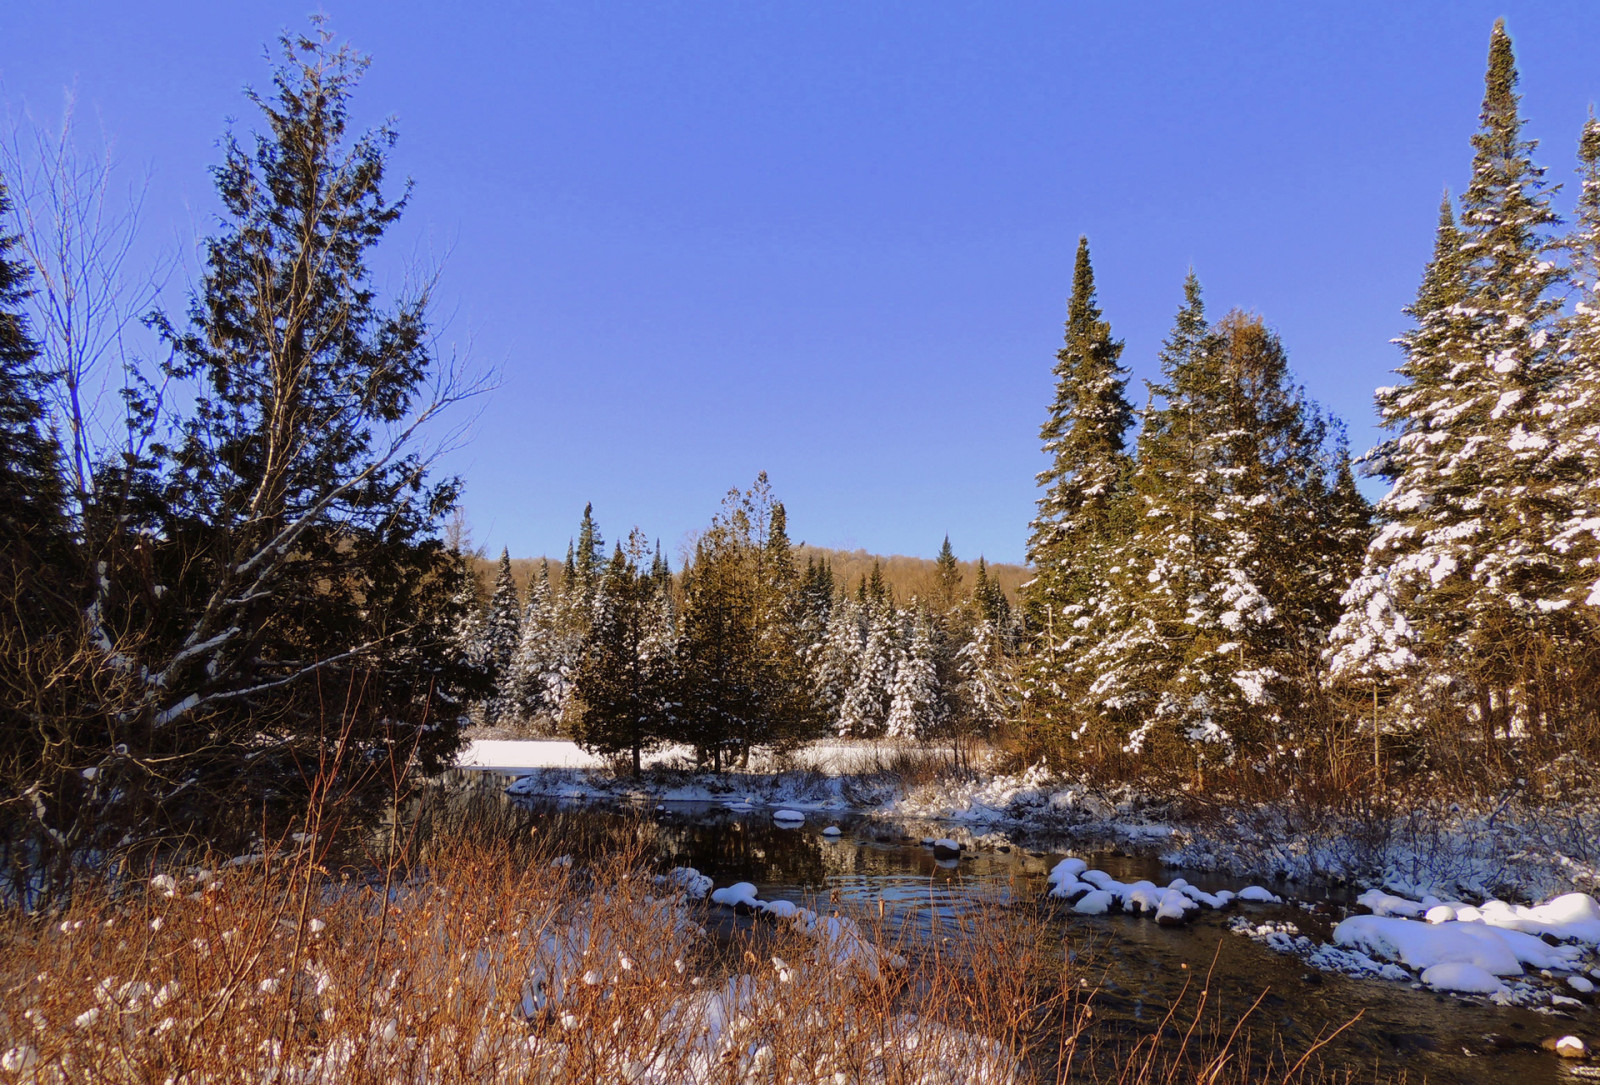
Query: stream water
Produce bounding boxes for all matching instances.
[456,772,1594,1084]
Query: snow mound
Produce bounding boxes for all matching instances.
[1237,886,1282,903]
[1073,890,1114,915]
[710,883,761,909]
[1420,962,1507,995]
[821,825,841,836]
[1333,915,1522,975]
[772,809,805,823]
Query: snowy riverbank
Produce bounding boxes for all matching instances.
[460,739,1600,906]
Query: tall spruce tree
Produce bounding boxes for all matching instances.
[479,548,522,723]
[1076,278,1359,765]
[1023,237,1134,744]
[1331,21,1573,746]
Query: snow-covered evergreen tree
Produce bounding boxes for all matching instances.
[478,548,522,724]
[837,599,898,738]
[508,560,563,727]
[886,611,943,740]
[1331,21,1573,743]
[1077,281,1361,764]
[1023,237,1135,741]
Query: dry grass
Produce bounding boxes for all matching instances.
[0,799,1378,1085]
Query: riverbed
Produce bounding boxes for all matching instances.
[464,770,1597,1084]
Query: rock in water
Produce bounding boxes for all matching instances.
[1541,1035,1587,1059]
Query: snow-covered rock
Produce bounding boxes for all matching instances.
[1333,915,1523,975]
[1073,890,1114,915]
[1237,885,1282,904]
[1420,962,1507,995]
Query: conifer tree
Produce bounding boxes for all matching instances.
[1548,114,1600,613]
[1078,279,1359,763]
[509,560,558,725]
[122,27,485,814]
[478,548,522,723]
[886,611,943,740]
[574,503,605,609]
[933,536,962,614]
[571,546,659,776]
[1331,21,1572,744]
[1022,237,1135,742]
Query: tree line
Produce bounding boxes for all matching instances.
[1022,20,1600,781]
[455,477,1015,773]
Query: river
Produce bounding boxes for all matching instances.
[451,771,1594,1084]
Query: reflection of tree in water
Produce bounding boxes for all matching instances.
[653,812,829,887]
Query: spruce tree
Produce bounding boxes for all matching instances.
[933,535,962,614]
[1079,281,1359,765]
[886,611,943,740]
[479,548,522,723]
[1331,21,1571,745]
[571,546,658,775]
[1022,237,1135,746]
[1549,114,1600,613]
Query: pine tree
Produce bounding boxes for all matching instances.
[1549,114,1600,612]
[571,546,659,776]
[478,548,522,723]
[126,26,484,809]
[886,611,943,740]
[1076,279,1359,764]
[837,598,898,738]
[508,560,558,725]
[0,170,83,868]
[933,536,962,614]
[574,503,605,608]
[0,176,65,578]
[1022,237,1135,744]
[1331,21,1572,745]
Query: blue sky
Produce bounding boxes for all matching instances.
[5,3,1600,565]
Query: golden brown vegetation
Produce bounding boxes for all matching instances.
[0,797,1378,1085]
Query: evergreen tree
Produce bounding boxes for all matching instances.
[886,611,943,740]
[1022,237,1135,744]
[508,560,559,725]
[933,536,962,614]
[574,502,605,608]
[837,598,898,738]
[571,546,658,776]
[479,548,522,723]
[0,171,84,870]
[1331,21,1573,745]
[1549,114,1600,612]
[123,27,484,821]
[1079,281,1359,764]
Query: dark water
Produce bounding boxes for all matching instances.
[461,774,1594,1084]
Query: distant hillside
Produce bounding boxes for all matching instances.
[470,547,1029,604]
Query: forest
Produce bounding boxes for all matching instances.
[1,17,1598,877]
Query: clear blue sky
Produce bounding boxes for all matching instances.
[5,3,1600,565]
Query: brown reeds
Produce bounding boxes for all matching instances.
[0,794,1383,1085]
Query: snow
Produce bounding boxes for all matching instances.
[822,825,841,836]
[1332,915,1523,975]
[1073,890,1114,915]
[1236,886,1282,904]
[772,809,806,823]
[1420,962,1508,995]
[1568,974,1594,994]
[710,882,761,909]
